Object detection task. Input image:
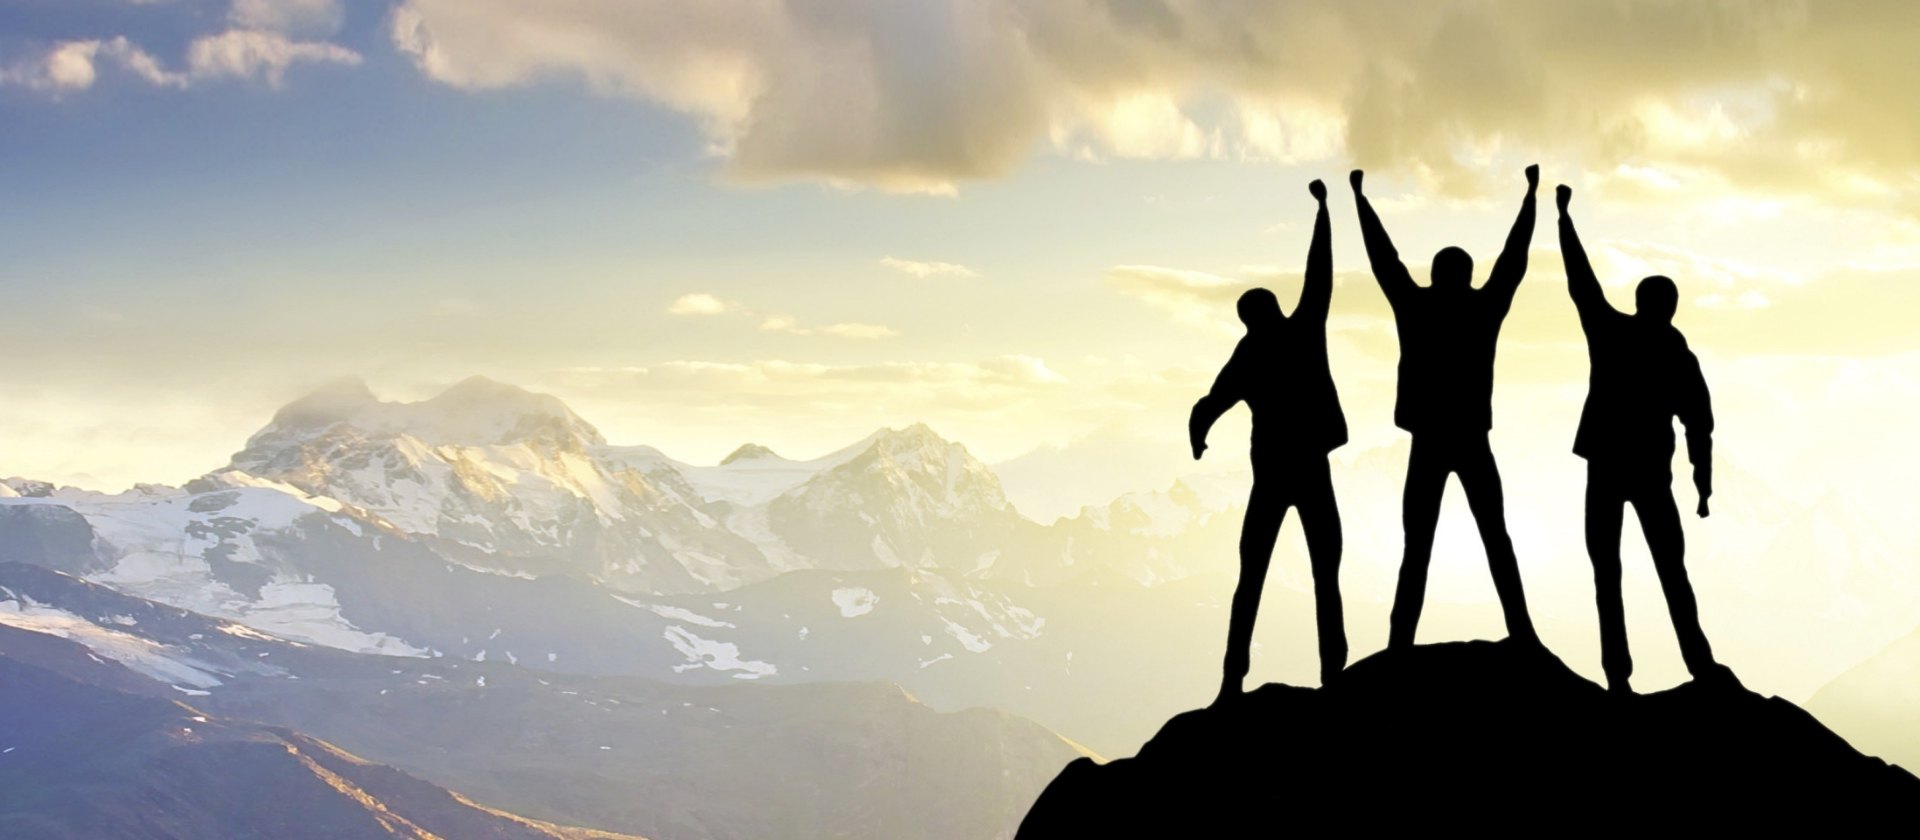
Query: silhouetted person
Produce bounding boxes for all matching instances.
[1191,179,1347,702]
[1556,185,1735,694]
[1350,166,1541,649]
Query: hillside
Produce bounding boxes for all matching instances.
[0,626,636,840]
[0,564,1089,840]
[1020,640,1918,835]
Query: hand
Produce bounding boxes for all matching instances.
[1349,169,1364,193]
[1696,493,1711,518]
[1524,164,1540,190]
[1308,179,1327,202]
[1556,184,1572,214]
[1191,440,1208,461]
[1693,466,1712,518]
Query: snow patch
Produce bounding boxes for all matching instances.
[940,617,992,653]
[831,587,878,618]
[0,598,225,688]
[612,595,735,628]
[661,625,776,679]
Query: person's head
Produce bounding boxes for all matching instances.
[1430,246,1474,291]
[1237,288,1283,330]
[1635,275,1679,324]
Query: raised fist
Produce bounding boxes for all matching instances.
[1349,170,1364,192]
[1556,184,1572,213]
[1308,179,1327,202]
[1525,164,1540,189]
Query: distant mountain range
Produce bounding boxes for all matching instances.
[2,374,1914,837]
[0,563,1086,839]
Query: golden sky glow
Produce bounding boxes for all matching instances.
[2,0,1917,709]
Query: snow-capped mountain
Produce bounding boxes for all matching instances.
[199,376,1073,593]
[219,376,772,593]
[0,376,1275,761]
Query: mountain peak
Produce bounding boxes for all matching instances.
[721,443,784,465]
[869,422,953,449]
[430,374,534,404]
[1020,640,1917,835]
[247,376,604,451]
[273,376,379,424]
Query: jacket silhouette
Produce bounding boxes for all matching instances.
[1191,179,1347,701]
[1557,184,1733,693]
[1351,166,1540,649]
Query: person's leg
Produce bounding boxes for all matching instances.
[1585,464,1632,691]
[1389,436,1447,648]
[1222,476,1285,701]
[1631,480,1720,677]
[1293,457,1347,684]
[1455,436,1538,643]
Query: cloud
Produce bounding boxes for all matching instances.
[185,29,361,85]
[1,37,186,92]
[3,24,359,94]
[674,292,898,338]
[879,257,977,279]
[759,317,899,339]
[817,322,900,339]
[383,0,1920,206]
[1104,264,1251,331]
[667,293,733,315]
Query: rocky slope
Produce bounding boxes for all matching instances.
[1020,640,1919,836]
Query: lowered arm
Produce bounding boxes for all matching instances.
[1190,343,1250,460]
[1679,347,1715,517]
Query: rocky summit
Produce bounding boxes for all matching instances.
[1019,639,1919,836]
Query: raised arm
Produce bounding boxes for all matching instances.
[1189,342,1250,459]
[1484,165,1539,303]
[1556,185,1619,322]
[1350,170,1416,302]
[1678,346,1715,517]
[1296,179,1334,324]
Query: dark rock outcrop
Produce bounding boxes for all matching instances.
[1020,640,1919,835]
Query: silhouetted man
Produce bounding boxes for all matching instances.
[1351,166,1541,649]
[1191,179,1347,702]
[1556,184,1734,693]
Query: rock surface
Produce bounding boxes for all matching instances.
[1020,639,1919,835]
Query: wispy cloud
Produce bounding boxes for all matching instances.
[1104,265,1246,331]
[879,257,977,280]
[667,293,733,316]
[186,29,361,86]
[759,317,899,339]
[672,294,898,339]
[1,37,186,92]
